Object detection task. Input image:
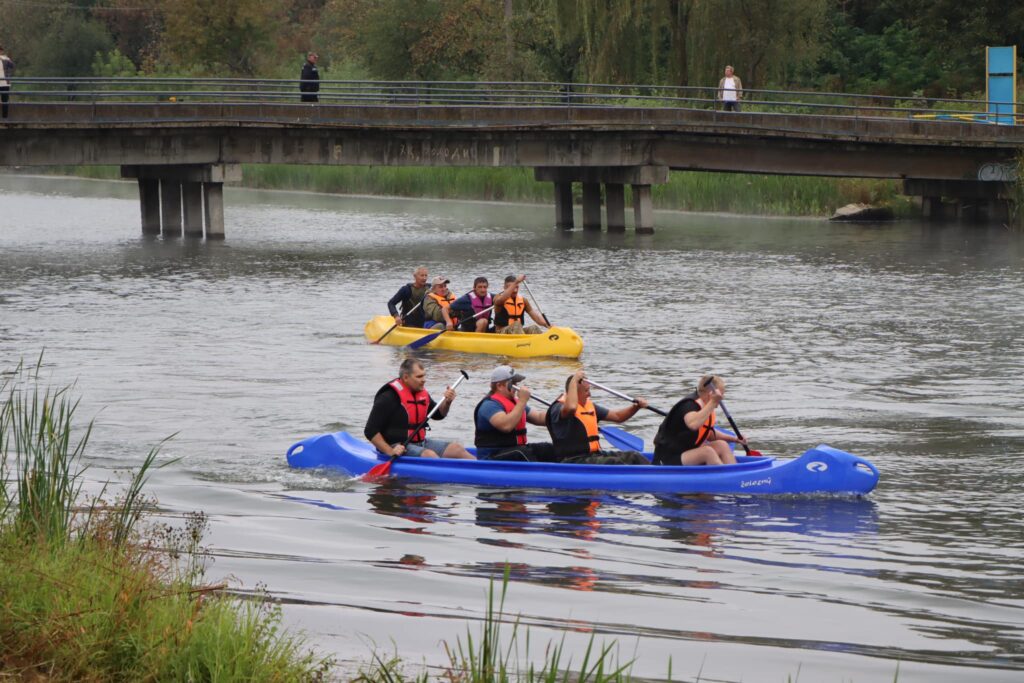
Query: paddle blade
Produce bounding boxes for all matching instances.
[406,330,443,350]
[599,426,644,452]
[746,448,763,456]
[363,460,393,481]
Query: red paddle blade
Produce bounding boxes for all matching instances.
[747,448,763,456]
[363,461,393,481]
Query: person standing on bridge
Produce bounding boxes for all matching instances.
[300,51,320,103]
[717,65,742,112]
[0,46,14,119]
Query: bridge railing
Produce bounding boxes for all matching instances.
[2,77,1018,125]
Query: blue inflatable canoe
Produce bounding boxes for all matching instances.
[286,431,879,495]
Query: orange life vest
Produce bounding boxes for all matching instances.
[427,291,458,324]
[495,295,525,328]
[694,397,716,446]
[387,378,429,443]
[551,396,601,454]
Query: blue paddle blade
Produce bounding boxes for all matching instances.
[405,329,444,350]
[599,425,644,452]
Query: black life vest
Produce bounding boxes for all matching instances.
[652,393,716,465]
[402,284,427,327]
[474,392,527,448]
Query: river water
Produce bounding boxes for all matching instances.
[1,174,1022,682]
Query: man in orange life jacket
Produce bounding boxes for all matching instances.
[493,274,549,334]
[546,369,649,464]
[364,358,474,459]
[422,276,458,330]
[652,375,746,466]
[473,365,556,461]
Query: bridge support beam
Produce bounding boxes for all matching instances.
[182,182,204,237]
[632,185,654,234]
[204,183,225,239]
[138,178,161,235]
[904,178,1012,224]
[606,184,626,231]
[535,166,668,232]
[122,164,240,239]
[554,182,574,229]
[582,183,602,230]
[160,181,182,238]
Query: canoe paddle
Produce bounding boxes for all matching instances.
[373,300,423,344]
[363,370,470,481]
[405,304,496,350]
[520,278,552,326]
[515,387,645,452]
[718,400,761,456]
[585,379,668,417]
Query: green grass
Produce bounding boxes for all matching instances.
[0,358,331,681]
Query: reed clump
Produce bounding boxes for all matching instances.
[0,359,330,682]
[354,567,635,683]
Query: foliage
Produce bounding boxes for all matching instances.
[0,362,331,681]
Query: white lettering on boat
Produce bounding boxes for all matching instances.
[740,477,772,488]
[806,461,828,472]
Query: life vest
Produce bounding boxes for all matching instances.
[494,295,525,328]
[381,378,429,444]
[473,392,527,449]
[547,396,600,455]
[427,291,458,324]
[652,392,716,465]
[469,293,493,318]
[693,397,716,446]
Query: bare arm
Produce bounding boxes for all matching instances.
[605,397,648,423]
[561,370,585,417]
[488,391,530,432]
[369,433,405,457]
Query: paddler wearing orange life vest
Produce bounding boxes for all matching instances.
[545,369,649,465]
[652,375,747,466]
[364,358,474,460]
[492,274,550,334]
[422,276,458,330]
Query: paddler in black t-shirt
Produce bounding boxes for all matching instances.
[653,375,747,466]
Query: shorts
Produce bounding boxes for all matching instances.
[403,438,452,457]
[561,450,648,465]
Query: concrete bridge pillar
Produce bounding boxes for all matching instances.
[554,182,574,229]
[536,166,668,232]
[160,180,183,238]
[204,183,225,239]
[582,183,602,230]
[632,185,654,234]
[904,178,1012,224]
[138,178,161,235]
[182,182,204,237]
[123,165,240,239]
[606,184,626,231]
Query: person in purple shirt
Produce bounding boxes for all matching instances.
[449,276,493,332]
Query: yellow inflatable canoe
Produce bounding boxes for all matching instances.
[363,316,584,358]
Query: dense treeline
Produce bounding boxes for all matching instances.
[1,0,1021,97]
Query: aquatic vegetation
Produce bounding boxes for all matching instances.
[0,359,330,682]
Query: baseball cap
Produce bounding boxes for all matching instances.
[491,365,526,384]
[432,276,450,286]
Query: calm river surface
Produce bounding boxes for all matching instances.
[2,174,1022,682]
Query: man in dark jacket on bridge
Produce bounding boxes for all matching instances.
[300,52,320,103]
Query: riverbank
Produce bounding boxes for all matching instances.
[57,164,914,218]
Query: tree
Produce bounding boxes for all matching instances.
[159,0,289,76]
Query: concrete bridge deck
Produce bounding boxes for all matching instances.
[2,78,1021,235]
